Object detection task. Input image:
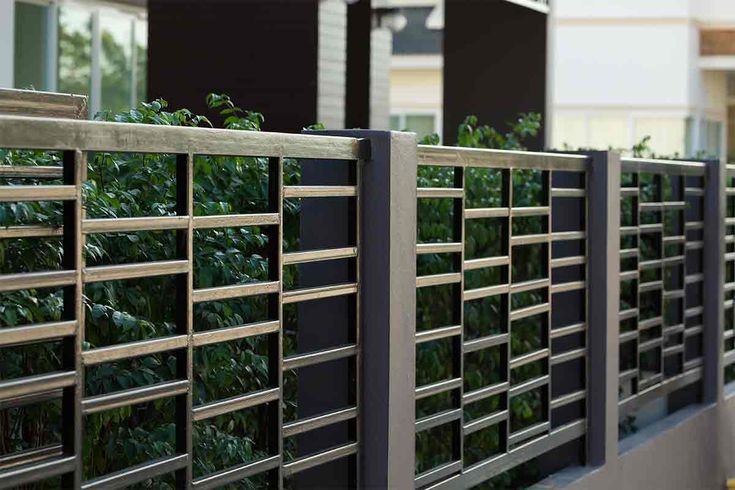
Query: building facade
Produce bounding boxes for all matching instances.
[551,0,735,159]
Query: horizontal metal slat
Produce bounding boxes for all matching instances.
[550,255,585,268]
[416,242,463,255]
[0,225,63,239]
[0,185,77,202]
[0,269,75,293]
[512,206,549,217]
[416,272,461,288]
[191,455,281,490]
[463,410,508,436]
[416,187,464,199]
[510,278,549,294]
[464,333,509,354]
[639,316,663,330]
[284,185,356,198]
[462,381,509,405]
[509,303,549,322]
[0,165,63,179]
[192,320,280,347]
[283,247,357,265]
[550,322,586,339]
[0,455,76,488]
[81,454,188,490]
[620,187,639,197]
[84,260,188,283]
[416,145,588,171]
[619,330,638,344]
[464,207,509,219]
[509,375,549,398]
[282,283,356,304]
[511,233,548,246]
[639,280,663,293]
[416,325,462,344]
[620,158,705,176]
[550,281,585,294]
[192,387,279,422]
[0,444,62,471]
[551,188,585,198]
[464,255,509,271]
[550,390,586,410]
[83,216,188,234]
[508,421,550,447]
[509,349,549,370]
[193,213,279,229]
[82,335,189,366]
[619,270,638,282]
[620,248,638,259]
[283,442,358,477]
[414,461,463,489]
[415,409,462,433]
[463,283,509,301]
[283,406,357,438]
[0,371,75,401]
[416,378,462,400]
[551,231,586,241]
[619,308,639,321]
[193,281,279,303]
[81,380,189,414]
[550,348,586,366]
[0,320,76,348]
[282,344,357,371]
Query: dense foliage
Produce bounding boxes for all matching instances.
[0,95,295,488]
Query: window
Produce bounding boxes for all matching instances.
[14,1,49,90]
[390,113,438,140]
[13,0,147,117]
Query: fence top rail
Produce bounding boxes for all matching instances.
[621,157,706,176]
[417,144,589,172]
[0,115,364,160]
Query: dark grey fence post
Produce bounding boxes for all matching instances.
[703,159,725,404]
[586,150,621,467]
[307,130,418,488]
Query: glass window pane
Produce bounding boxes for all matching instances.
[14,1,49,90]
[100,11,132,112]
[58,4,92,97]
[134,18,147,105]
[405,114,435,140]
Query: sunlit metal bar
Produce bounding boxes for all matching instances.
[192,387,279,422]
[81,380,189,414]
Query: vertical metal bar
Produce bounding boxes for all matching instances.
[61,149,84,488]
[505,168,513,450]
[545,169,552,430]
[174,153,193,487]
[352,154,362,488]
[453,165,465,468]
[586,151,621,467]
[703,159,725,403]
[657,174,664,380]
[635,172,641,392]
[267,156,284,489]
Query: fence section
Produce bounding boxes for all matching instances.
[725,165,735,382]
[413,146,590,488]
[0,116,364,488]
[617,158,707,419]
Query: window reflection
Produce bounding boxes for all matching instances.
[58,4,92,97]
[100,10,132,113]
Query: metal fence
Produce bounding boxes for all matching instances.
[0,115,363,488]
[414,146,589,488]
[0,115,734,490]
[617,158,707,417]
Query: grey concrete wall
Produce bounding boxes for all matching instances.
[538,393,735,490]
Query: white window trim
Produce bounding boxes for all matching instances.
[390,108,442,139]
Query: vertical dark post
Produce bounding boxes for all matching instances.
[443,1,548,148]
[308,130,417,488]
[586,151,620,466]
[703,160,725,403]
[345,0,371,129]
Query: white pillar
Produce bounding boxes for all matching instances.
[0,0,15,88]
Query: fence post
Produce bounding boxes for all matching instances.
[586,150,621,467]
[703,159,725,404]
[307,129,418,488]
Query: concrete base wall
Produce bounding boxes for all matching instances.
[540,393,735,490]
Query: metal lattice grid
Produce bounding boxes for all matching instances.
[724,164,735,381]
[0,116,363,488]
[413,146,589,488]
[617,158,706,418]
